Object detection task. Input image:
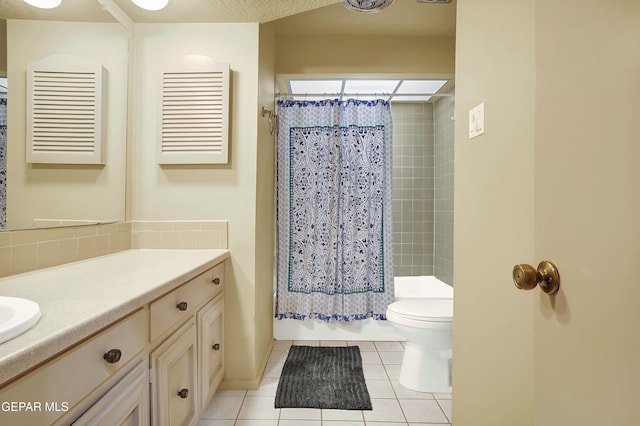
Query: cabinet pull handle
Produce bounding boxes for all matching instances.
[212,277,221,285]
[103,349,122,364]
[177,388,189,399]
[212,343,221,351]
[176,301,188,311]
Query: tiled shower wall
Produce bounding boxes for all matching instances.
[434,94,455,285]
[392,103,435,277]
[391,98,454,283]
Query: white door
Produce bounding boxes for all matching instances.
[453,0,640,425]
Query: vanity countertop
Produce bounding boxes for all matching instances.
[0,249,230,386]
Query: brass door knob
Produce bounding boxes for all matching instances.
[512,261,560,295]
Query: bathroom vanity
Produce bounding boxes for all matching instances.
[0,249,229,425]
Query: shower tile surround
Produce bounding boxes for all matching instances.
[434,95,455,285]
[0,220,228,278]
[391,99,454,283]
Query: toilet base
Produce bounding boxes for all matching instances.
[399,342,452,393]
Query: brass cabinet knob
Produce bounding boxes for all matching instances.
[176,301,188,311]
[512,260,560,295]
[177,388,189,399]
[212,343,221,351]
[103,349,122,364]
[212,277,221,285]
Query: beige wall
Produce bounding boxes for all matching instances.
[453,0,535,424]
[0,20,6,74]
[276,34,455,75]
[131,22,268,387]
[255,22,277,382]
[6,20,128,230]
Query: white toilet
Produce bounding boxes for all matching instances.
[386,298,454,393]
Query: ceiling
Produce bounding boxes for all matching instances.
[0,0,456,37]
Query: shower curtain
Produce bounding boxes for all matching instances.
[275,98,394,322]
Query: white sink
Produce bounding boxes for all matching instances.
[0,297,41,344]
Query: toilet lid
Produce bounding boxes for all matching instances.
[387,299,453,322]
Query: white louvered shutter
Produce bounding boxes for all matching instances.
[26,55,105,164]
[158,59,229,164]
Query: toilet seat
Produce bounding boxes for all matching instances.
[387,299,453,322]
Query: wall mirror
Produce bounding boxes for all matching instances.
[0,0,128,231]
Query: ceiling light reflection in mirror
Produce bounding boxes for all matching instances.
[131,0,169,11]
[23,0,61,9]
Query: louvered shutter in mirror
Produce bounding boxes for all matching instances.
[26,55,105,165]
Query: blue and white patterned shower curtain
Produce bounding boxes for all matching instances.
[275,99,394,322]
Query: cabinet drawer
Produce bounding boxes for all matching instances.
[150,262,224,342]
[72,361,149,426]
[0,309,148,426]
[197,294,224,410]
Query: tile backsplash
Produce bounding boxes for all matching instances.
[0,220,228,278]
[131,220,228,249]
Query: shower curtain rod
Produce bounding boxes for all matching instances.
[275,92,454,99]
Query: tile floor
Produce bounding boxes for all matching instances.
[198,340,452,426]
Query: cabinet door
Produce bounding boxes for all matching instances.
[197,294,224,409]
[150,319,198,426]
[71,362,149,426]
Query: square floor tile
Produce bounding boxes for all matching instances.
[278,421,321,426]
[199,396,244,420]
[234,421,277,426]
[348,341,377,351]
[211,388,246,397]
[322,409,365,421]
[391,381,435,399]
[272,339,293,351]
[374,341,405,352]
[237,396,280,420]
[197,420,234,426]
[362,364,389,380]
[321,422,365,426]
[263,362,284,378]
[246,376,280,397]
[399,399,449,423]
[280,407,321,420]
[434,393,452,400]
[362,399,406,422]
[267,350,289,363]
[384,364,402,380]
[320,340,348,346]
[366,379,396,398]
[437,399,452,422]
[379,351,404,365]
[294,340,320,346]
[360,351,383,364]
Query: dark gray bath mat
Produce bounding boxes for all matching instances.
[274,345,372,410]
